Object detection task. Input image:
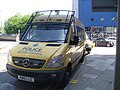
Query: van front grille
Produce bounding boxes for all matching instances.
[12,57,45,69]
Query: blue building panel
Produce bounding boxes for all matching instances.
[78,0,117,27]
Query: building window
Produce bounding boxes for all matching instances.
[92,0,117,12]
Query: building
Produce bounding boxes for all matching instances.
[73,0,117,38]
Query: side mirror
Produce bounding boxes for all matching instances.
[70,36,79,45]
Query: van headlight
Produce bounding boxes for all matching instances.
[46,55,64,68]
[7,51,12,63]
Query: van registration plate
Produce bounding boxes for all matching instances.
[18,75,34,82]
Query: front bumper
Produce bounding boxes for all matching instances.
[6,64,66,83]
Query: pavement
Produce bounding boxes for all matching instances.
[64,47,116,90]
[0,41,116,90]
[0,41,16,71]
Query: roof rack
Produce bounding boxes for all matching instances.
[27,10,75,25]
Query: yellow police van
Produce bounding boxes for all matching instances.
[6,10,86,84]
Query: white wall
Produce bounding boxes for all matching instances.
[72,0,78,18]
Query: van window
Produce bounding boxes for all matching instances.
[76,26,85,42]
[22,23,69,43]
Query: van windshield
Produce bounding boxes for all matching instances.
[22,23,69,43]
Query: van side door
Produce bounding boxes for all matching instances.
[69,23,85,69]
[75,26,85,61]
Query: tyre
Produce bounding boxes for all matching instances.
[107,43,110,47]
[87,50,91,54]
[110,42,114,47]
[79,50,85,63]
[86,48,91,54]
[62,65,71,86]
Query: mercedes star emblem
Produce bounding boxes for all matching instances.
[22,59,30,67]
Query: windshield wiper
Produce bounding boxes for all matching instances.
[40,40,65,42]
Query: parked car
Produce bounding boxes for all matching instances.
[93,38,114,47]
[85,33,95,54]
[105,37,116,46]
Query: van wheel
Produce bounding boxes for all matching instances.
[79,51,85,63]
[62,66,71,86]
[87,50,91,54]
